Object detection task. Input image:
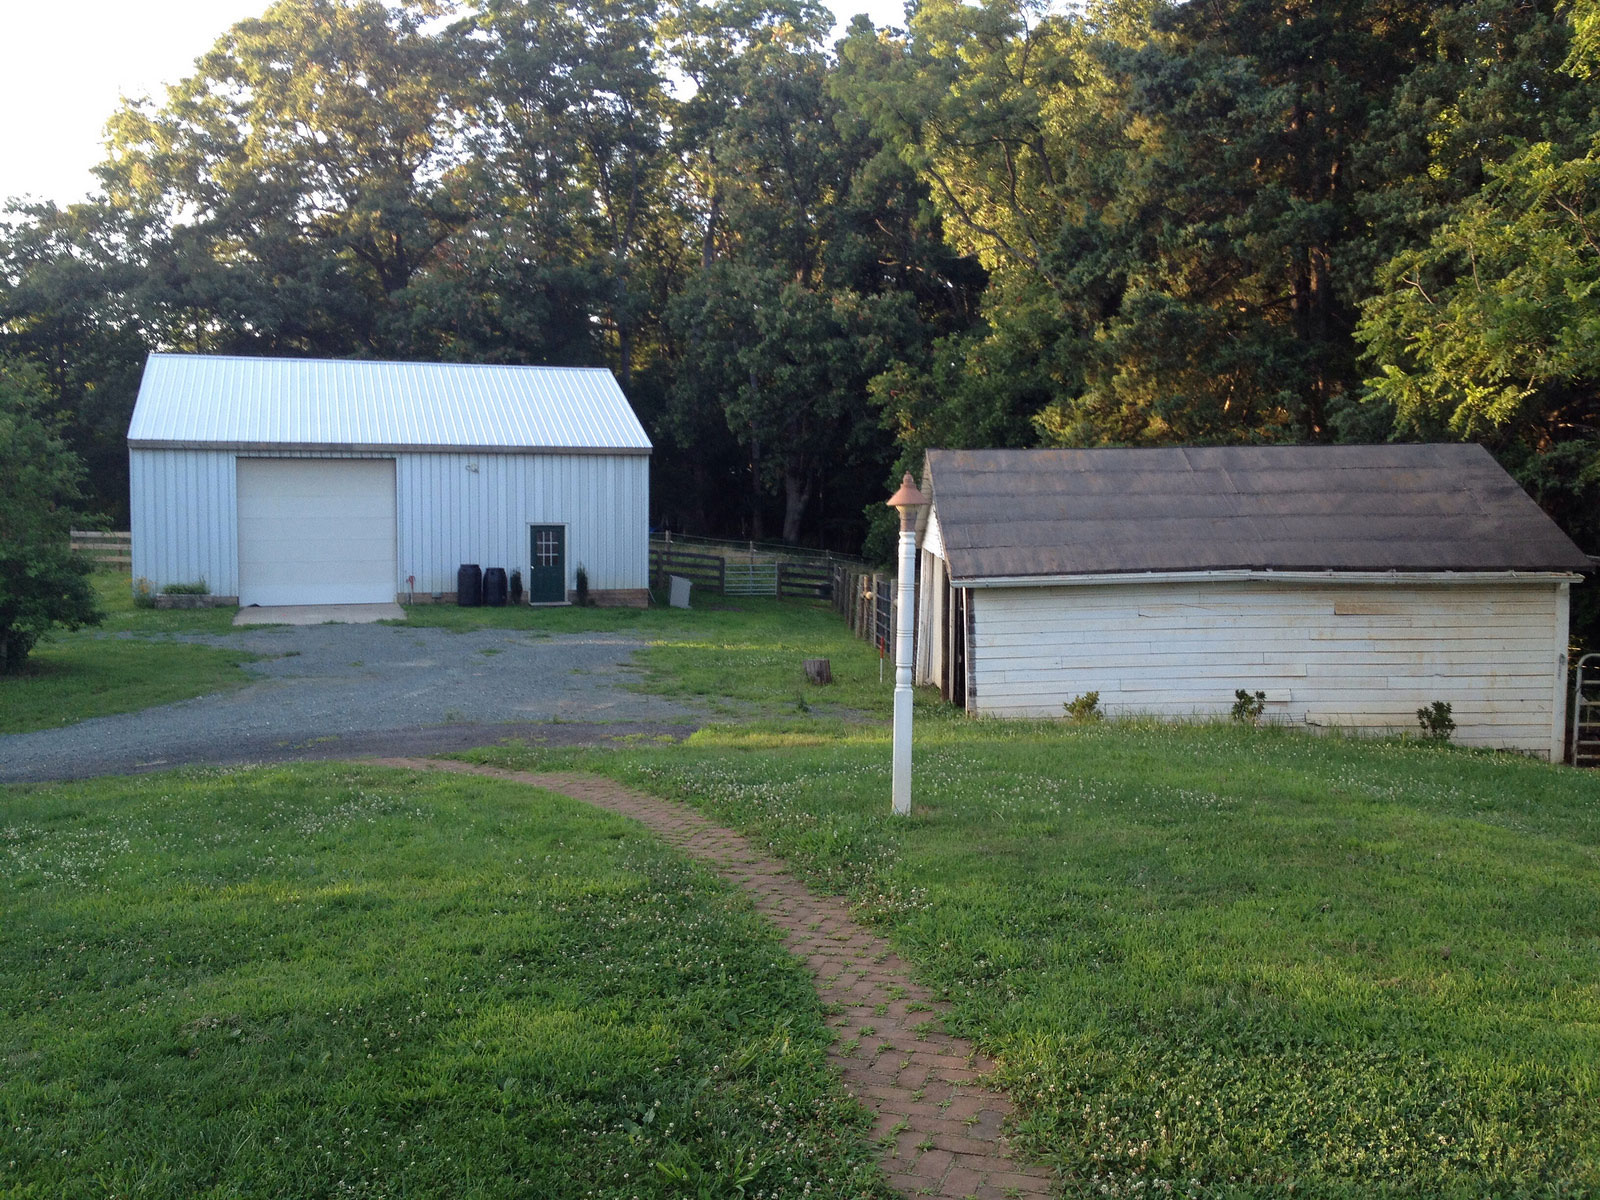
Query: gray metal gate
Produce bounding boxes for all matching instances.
[724,562,779,597]
[1573,653,1600,767]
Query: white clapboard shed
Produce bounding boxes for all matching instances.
[914,446,1591,759]
[128,354,651,607]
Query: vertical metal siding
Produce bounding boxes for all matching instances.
[395,451,647,595]
[130,449,240,595]
[129,450,154,586]
[133,448,647,601]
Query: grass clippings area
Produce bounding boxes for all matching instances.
[455,600,1600,1199]
[1,573,256,734]
[0,763,889,1200]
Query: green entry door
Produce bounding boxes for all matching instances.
[528,524,566,603]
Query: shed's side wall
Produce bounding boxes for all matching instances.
[915,548,947,686]
[968,579,1567,757]
[130,448,649,599]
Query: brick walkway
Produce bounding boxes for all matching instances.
[369,757,1054,1200]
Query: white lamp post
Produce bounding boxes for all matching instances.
[887,472,928,816]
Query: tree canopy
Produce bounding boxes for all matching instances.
[0,0,1594,633]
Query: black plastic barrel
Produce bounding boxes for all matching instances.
[482,567,508,607]
[456,563,482,607]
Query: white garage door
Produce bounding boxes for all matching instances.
[237,458,397,606]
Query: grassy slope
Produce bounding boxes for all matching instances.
[456,603,1600,1199]
[1,574,256,734]
[0,763,890,1200]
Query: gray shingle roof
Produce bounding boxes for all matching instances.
[128,354,651,453]
[926,445,1592,580]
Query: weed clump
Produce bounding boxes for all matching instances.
[1064,691,1102,723]
[1417,700,1456,741]
[1232,689,1267,724]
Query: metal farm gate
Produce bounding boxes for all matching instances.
[724,563,779,596]
[1574,653,1600,767]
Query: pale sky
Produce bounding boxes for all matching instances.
[0,0,910,208]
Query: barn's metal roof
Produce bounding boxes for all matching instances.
[127,354,651,454]
[925,445,1593,580]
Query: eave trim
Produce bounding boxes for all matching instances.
[950,568,1586,589]
[129,440,653,457]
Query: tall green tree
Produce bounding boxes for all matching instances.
[840,0,1436,448]
[663,13,979,543]
[1355,1,1600,638]
[454,0,685,379]
[0,200,152,523]
[668,263,917,541]
[100,0,470,357]
[0,359,102,674]
[659,0,834,270]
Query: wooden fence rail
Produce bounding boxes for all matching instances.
[650,539,846,603]
[832,562,897,652]
[649,545,726,595]
[776,562,831,600]
[647,537,862,607]
[652,531,865,571]
[70,529,131,568]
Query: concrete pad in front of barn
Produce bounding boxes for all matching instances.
[234,603,406,626]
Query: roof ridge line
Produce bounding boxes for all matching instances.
[148,352,613,374]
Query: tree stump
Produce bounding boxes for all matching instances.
[804,658,832,685]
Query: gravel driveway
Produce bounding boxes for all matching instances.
[0,624,702,784]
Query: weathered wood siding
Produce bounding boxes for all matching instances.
[915,548,947,687]
[967,578,1569,758]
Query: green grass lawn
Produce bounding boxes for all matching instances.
[0,638,262,734]
[92,573,240,637]
[450,604,1600,1199]
[0,763,890,1199]
[403,594,888,720]
[13,584,1600,1196]
[1,573,257,734]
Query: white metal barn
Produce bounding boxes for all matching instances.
[914,445,1591,759]
[128,354,651,607]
